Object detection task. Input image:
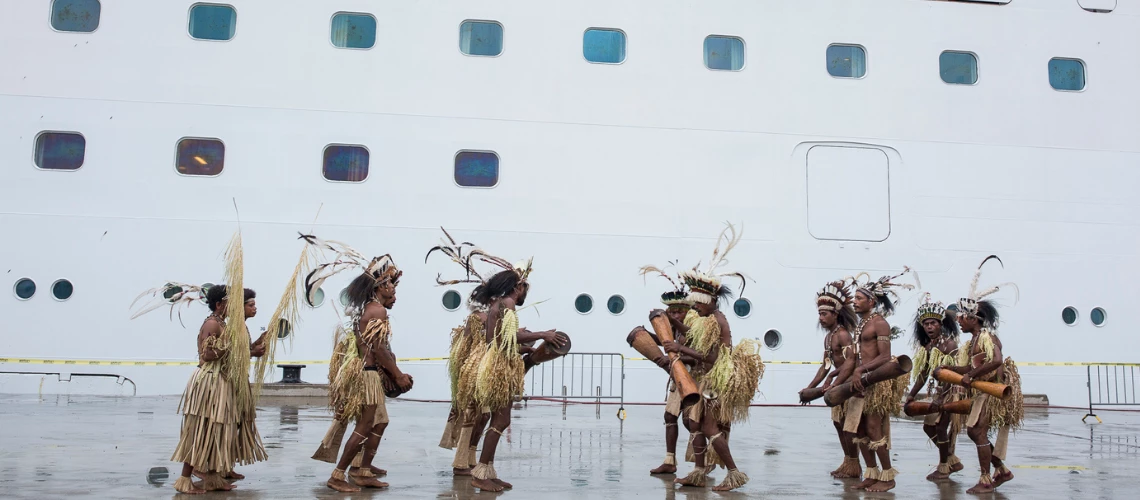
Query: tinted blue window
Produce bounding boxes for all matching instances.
[51,0,100,32]
[704,36,744,71]
[454,151,499,187]
[331,13,376,49]
[14,278,36,300]
[1049,58,1085,91]
[459,21,503,56]
[827,44,866,78]
[323,145,370,182]
[35,132,85,170]
[176,138,225,176]
[583,29,625,64]
[940,51,978,85]
[189,4,236,41]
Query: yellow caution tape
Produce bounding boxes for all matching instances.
[1,356,1137,367]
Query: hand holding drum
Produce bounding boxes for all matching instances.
[649,310,701,411]
[823,355,913,407]
[903,398,972,417]
[932,367,1012,400]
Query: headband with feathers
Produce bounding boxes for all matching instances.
[462,246,534,282]
[639,260,691,306]
[915,292,947,323]
[816,280,852,312]
[958,255,1018,319]
[681,222,752,305]
[129,282,211,326]
[424,227,484,286]
[852,266,919,317]
[298,233,401,307]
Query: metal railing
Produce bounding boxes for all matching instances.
[522,352,625,418]
[1084,364,1138,423]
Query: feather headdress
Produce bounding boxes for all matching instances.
[681,222,751,305]
[129,282,211,325]
[298,233,401,307]
[424,227,485,286]
[463,247,534,282]
[639,260,691,307]
[915,292,947,323]
[958,255,1018,323]
[851,266,919,317]
[816,280,852,313]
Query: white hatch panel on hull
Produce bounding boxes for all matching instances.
[806,145,890,242]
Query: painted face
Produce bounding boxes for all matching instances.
[818,309,837,329]
[922,318,941,336]
[244,299,257,319]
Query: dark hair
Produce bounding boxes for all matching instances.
[205,285,253,312]
[858,289,895,316]
[976,300,1000,329]
[471,270,521,306]
[941,312,960,341]
[911,314,933,348]
[819,306,858,335]
[344,272,379,312]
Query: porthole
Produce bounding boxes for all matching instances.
[339,288,350,307]
[574,294,593,314]
[733,298,752,318]
[309,287,326,308]
[946,303,958,313]
[763,329,782,350]
[606,295,625,315]
[1091,307,1106,327]
[51,279,74,301]
[276,318,293,339]
[199,283,214,304]
[1062,306,1079,326]
[163,284,184,301]
[14,278,36,300]
[442,290,462,311]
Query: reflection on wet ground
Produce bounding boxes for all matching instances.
[1,394,1137,499]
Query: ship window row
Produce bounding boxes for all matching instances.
[12,278,74,301]
[32,132,501,187]
[49,1,1087,91]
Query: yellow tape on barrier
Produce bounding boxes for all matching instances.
[1,356,1136,367]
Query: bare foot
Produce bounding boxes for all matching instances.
[650,464,677,475]
[224,470,245,480]
[830,461,845,477]
[993,470,1014,487]
[194,480,235,492]
[833,466,860,479]
[850,477,876,490]
[674,475,705,487]
[327,477,361,493]
[453,467,473,476]
[472,477,504,492]
[492,478,513,489]
[353,476,389,489]
[951,462,965,475]
[178,487,207,495]
[927,470,951,481]
[967,481,995,494]
[866,480,896,492]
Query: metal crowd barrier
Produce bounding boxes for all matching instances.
[523,352,625,419]
[1084,364,1138,423]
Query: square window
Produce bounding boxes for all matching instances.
[460,21,503,56]
[583,28,626,64]
[826,44,866,78]
[35,132,86,170]
[176,138,225,176]
[189,4,236,41]
[51,0,100,33]
[323,145,370,182]
[939,51,978,85]
[807,146,890,241]
[331,13,376,49]
[454,151,499,188]
[1049,58,1086,91]
[704,36,744,71]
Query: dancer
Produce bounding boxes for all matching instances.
[636,264,697,475]
[946,256,1023,494]
[904,293,964,480]
[799,280,861,479]
[467,251,568,492]
[666,224,764,492]
[299,235,413,492]
[846,269,916,492]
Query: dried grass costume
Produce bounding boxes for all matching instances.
[910,294,966,474]
[816,280,863,478]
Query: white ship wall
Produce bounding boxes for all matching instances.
[1,0,1138,407]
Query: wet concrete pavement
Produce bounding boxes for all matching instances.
[1,394,1137,499]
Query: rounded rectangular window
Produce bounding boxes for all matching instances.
[704,36,744,71]
[583,28,626,64]
[323,145,370,182]
[51,0,101,33]
[939,51,978,85]
[176,138,225,176]
[454,151,499,188]
[826,44,867,78]
[331,13,376,49]
[189,4,236,41]
[459,21,503,56]
[1049,58,1086,91]
[35,132,86,170]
